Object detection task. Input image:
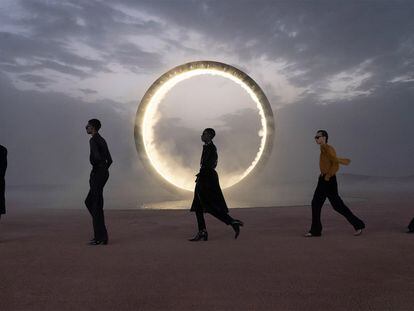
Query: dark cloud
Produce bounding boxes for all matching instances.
[125,0,414,90]
[113,42,163,73]
[79,88,98,95]
[0,1,167,82]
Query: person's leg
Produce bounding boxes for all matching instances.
[327,176,365,230]
[208,209,234,225]
[94,196,108,241]
[408,218,414,232]
[0,177,5,215]
[87,169,109,242]
[310,177,327,235]
[189,209,208,241]
[94,170,109,241]
[85,172,98,240]
[208,209,244,239]
[195,210,206,231]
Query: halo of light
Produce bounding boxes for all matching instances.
[134,61,275,192]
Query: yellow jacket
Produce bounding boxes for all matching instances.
[320,144,351,181]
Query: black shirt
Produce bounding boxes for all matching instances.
[89,134,112,169]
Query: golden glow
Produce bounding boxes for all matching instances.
[141,67,268,191]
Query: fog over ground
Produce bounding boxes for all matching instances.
[0,1,413,208]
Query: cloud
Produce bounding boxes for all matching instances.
[309,60,374,103]
[122,0,414,97]
[79,88,98,95]
[0,1,167,94]
[389,75,414,83]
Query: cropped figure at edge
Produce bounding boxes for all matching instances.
[305,130,365,237]
[0,144,7,219]
[407,218,414,233]
[189,128,244,241]
[85,119,112,245]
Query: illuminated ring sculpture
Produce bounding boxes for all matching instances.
[134,61,275,192]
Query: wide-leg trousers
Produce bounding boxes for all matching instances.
[310,175,365,235]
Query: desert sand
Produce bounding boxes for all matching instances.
[1,192,414,311]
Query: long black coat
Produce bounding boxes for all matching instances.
[190,142,229,214]
[0,145,7,215]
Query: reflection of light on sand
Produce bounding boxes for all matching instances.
[139,200,309,210]
[142,68,267,191]
[139,199,368,210]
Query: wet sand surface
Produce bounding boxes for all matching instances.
[1,194,414,310]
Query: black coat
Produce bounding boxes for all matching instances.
[0,145,7,215]
[190,142,229,214]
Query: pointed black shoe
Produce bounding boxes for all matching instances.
[189,230,208,241]
[231,220,244,239]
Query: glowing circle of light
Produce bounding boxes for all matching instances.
[134,61,275,192]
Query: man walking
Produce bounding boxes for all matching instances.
[305,130,365,237]
[85,119,112,245]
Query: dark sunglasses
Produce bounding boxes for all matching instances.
[85,125,92,129]
[314,135,323,139]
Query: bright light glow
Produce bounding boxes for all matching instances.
[141,67,268,191]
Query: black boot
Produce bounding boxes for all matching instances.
[231,220,244,239]
[189,230,208,241]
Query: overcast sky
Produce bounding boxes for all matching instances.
[1,0,413,206]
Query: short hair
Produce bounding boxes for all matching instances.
[204,128,216,139]
[317,129,328,142]
[88,119,101,131]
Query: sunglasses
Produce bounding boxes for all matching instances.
[314,136,323,139]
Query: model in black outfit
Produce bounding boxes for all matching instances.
[189,128,243,241]
[85,119,112,245]
[0,145,7,218]
[407,219,414,233]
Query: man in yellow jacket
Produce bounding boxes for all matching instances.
[305,130,365,237]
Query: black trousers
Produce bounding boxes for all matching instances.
[85,168,109,241]
[195,209,234,231]
[310,175,365,235]
[0,177,5,215]
[408,218,414,231]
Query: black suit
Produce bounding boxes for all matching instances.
[190,142,234,230]
[0,145,7,215]
[85,134,112,241]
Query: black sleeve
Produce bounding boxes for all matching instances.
[102,140,113,169]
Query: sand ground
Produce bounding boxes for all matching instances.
[1,193,414,311]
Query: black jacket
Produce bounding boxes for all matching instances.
[191,142,228,214]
